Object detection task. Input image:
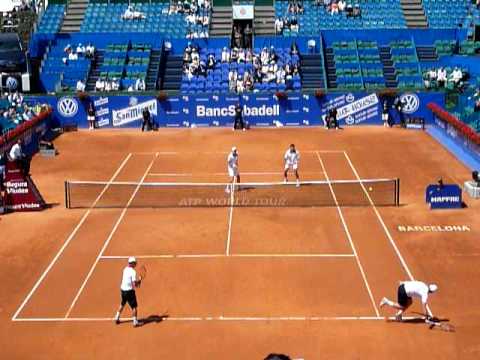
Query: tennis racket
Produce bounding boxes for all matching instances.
[426,318,455,332]
[137,265,147,287]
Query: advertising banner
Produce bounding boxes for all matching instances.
[27,92,445,129]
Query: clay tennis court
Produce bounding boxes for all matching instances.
[1,127,479,359]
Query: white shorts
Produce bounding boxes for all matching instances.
[382,113,389,121]
[285,163,298,171]
[228,167,238,177]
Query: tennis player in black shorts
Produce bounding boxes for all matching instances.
[380,280,438,321]
[114,257,142,327]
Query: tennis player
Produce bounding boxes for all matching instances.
[284,144,300,186]
[114,256,142,327]
[226,147,240,193]
[379,280,438,321]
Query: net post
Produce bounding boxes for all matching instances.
[65,181,70,209]
[395,178,400,206]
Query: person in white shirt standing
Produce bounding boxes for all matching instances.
[226,147,240,193]
[284,144,300,186]
[114,257,143,327]
[380,280,438,321]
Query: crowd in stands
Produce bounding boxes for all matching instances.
[275,0,361,34]
[182,42,301,94]
[63,43,95,63]
[423,66,466,90]
[169,0,212,39]
[0,92,41,136]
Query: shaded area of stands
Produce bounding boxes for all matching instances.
[275,0,406,35]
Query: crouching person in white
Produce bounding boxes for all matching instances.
[380,280,438,321]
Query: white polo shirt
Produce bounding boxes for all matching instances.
[227,152,238,170]
[120,266,137,291]
[9,143,22,160]
[403,281,429,305]
[284,149,300,165]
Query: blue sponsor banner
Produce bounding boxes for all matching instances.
[26,92,444,129]
[426,184,462,209]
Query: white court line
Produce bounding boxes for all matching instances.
[12,315,419,322]
[225,178,236,255]
[315,152,380,317]
[342,151,433,317]
[148,171,326,177]
[100,254,355,259]
[133,150,345,155]
[64,153,159,318]
[11,153,133,321]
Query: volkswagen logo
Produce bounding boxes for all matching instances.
[400,93,420,114]
[6,77,18,91]
[346,93,355,103]
[345,115,355,125]
[57,97,79,118]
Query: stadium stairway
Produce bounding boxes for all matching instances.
[60,0,89,33]
[300,54,326,90]
[146,50,161,91]
[401,0,428,28]
[254,6,275,36]
[324,48,337,89]
[379,46,398,88]
[416,45,438,62]
[210,6,233,37]
[86,50,105,92]
[158,53,183,91]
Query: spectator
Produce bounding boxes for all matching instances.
[449,67,463,86]
[95,77,105,92]
[85,43,95,59]
[135,78,146,91]
[8,91,23,107]
[331,1,339,15]
[275,18,284,35]
[437,67,447,87]
[338,0,346,12]
[244,24,252,49]
[353,4,361,18]
[9,139,30,176]
[76,43,86,56]
[0,151,5,189]
[76,79,86,92]
[221,47,230,62]
[21,104,34,121]
[122,6,146,20]
[233,25,243,48]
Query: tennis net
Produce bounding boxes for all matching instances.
[65,178,400,209]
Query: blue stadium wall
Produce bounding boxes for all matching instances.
[28,92,445,128]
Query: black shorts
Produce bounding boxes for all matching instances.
[121,290,138,309]
[397,284,411,307]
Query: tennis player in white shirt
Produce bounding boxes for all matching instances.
[284,144,300,186]
[380,280,438,321]
[114,257,142,327]
[226,147,240,193]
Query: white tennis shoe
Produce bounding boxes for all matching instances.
[379,297,388,308]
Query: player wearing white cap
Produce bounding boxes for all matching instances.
[380,280,438,321]
[284,144,300,187]
[114,257,142,327]
[226,147,240,193]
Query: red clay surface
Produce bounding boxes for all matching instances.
[1,127,479,359]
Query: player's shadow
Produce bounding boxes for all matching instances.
[387,315,451,327]
[137,313,169,327]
